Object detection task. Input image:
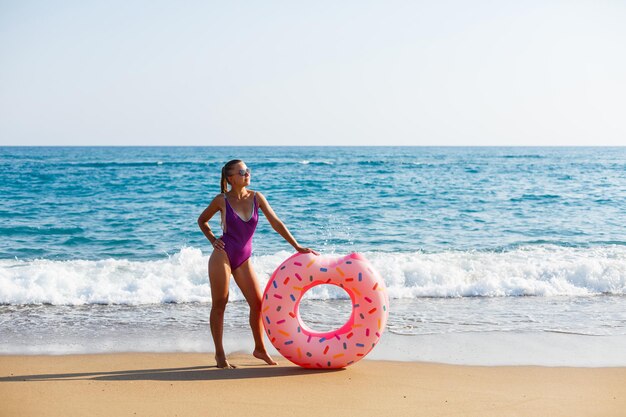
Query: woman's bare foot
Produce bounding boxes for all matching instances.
[215,354,237,369]
[253,349,278,365]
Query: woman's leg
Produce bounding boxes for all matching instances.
[232,259,277,365]
[208,250,235,368]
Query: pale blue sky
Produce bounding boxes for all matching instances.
[1,0,625,146]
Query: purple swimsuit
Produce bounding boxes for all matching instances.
[220,192,258,270]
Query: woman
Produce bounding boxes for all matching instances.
[197,159,317,369]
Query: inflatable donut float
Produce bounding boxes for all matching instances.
[261,252,389,369]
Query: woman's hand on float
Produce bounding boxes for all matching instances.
[212,237,225,252]
[295,245,319,255]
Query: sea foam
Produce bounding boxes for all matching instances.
[1,245,625,305]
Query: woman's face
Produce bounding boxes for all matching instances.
[228,162,251,187]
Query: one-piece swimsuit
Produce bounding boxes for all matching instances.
[220,192,258,270]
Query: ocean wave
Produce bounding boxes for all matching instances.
[298,160,334,165]
[510,194,561,202]
[501,154,545,159]
[1,245,625,305]
[64,161,210,168]
[0,226,84,236]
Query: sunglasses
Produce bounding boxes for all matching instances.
[231,168,251,177]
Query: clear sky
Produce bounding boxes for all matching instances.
[1,0,625,146]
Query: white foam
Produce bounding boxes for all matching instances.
[368,246,626,298]
[1,245,625,305]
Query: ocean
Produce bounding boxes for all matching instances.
[1,146,625,365]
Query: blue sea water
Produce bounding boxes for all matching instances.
[2,146,626,260]
[1,146,626,365]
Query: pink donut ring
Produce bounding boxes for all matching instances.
[261,252,389,369]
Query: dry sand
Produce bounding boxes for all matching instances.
[1,353,625,417]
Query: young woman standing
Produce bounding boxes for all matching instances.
[197,159,316,368]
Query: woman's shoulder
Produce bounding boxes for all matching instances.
[252,190,266,199]
[210,193,227,206]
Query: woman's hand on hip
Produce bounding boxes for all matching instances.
[212,238,226,252]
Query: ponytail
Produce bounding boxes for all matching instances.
[220,159,243,194]
[220,166,228,193]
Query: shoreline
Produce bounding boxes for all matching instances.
[1,353,625,417]
[4,329,626,367]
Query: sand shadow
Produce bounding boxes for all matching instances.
[0,364,344,382]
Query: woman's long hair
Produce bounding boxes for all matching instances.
[220,159,243,193]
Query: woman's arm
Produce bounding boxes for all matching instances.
[257,191,317,254]
[197,194,225,251]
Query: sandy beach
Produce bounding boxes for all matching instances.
[1,353,624,417]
